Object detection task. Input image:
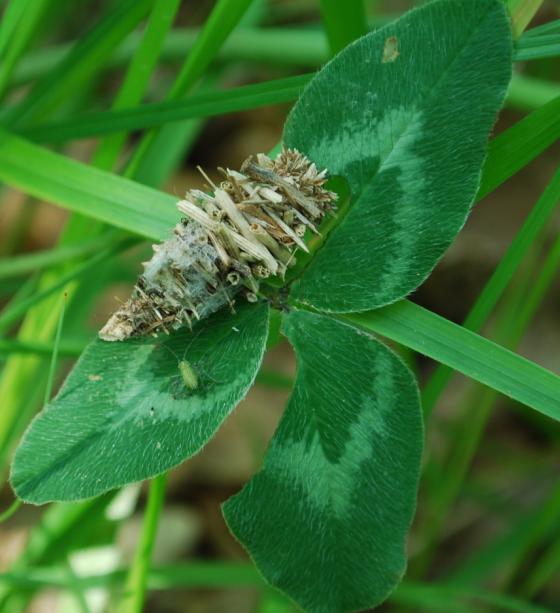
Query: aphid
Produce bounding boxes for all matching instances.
[160,328,217,397]
[178,359,198,391]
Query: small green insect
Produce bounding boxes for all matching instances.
[160,329,218,398]
[178,359,198,390]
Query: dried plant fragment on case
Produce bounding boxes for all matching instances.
[99,147,337,341]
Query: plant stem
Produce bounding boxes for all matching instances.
[0,500,22,523]
[44,293,66,406]
[119,473,168,613]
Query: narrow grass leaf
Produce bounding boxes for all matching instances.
[0,338,87,358]
[506,75,560,112]
[507,0,546,38]
[319,0,368,55]
[23,75,311,144]
[44,294,66,406]
[478,94,560,199]
[393,581,554,613]
[11,303,269,503]
[0,234,119,279]
[422,166,560,415]
[126,0,255,177]
[11,21,545,90]
[286,0,512,312]
[0,129,178,239]
[120,472,167,613]
[0,0,27,58]
[93,0,182,171]
[224,310,423,612]
[2,0,153,127]
[345,300,560,421]
[523,19,560,37]
[0,0,51,98]
[0,240,131,335]
[515,32,560,61]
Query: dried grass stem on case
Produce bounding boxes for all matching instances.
[99,147,337,341]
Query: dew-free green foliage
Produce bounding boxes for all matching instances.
[285,0,512,312]
[224,310,423,612]
[11,303,268,503]
[7,0,559,611]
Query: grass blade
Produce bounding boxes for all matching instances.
[0,338,87,358]
[515,32,560,61]
[0,234,119,279]
[22,74,311,144]
[422,167,560,415]
[506,74,560,112]
[478,95,560,200]
[43,293,66,406]
[119,473,167,613]
[9,23,552,90]
[0,0,51,98]
[319,0,367,54]
[125,0,256,178]
[2,0,153,127]
[343,300,560,421]
[93,0,182,171]
[0,239,133,335]
[0,129,178,239]
[507,0,546,38]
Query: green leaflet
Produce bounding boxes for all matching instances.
[285,0,512,312]
[223,310,423,612]
[11,303,269,503]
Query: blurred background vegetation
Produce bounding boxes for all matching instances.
[0,0,559,611]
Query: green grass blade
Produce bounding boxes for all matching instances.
[15,70,560,143]
[343,300,560,421]
[418,232,560,576]
[10,23,550,90]
[22,74,311,144]
[0,129,177,238]
[510,232,560,345]
[0,239,133,335]
[319,0,367,55]
[506,74,560,112]
[507,0,546,38]
[422,167,560,415]
[0,0,50,98]
[0,234,119,279]
[119,473,167,613]
[2,0,153,127]
[0,0,25,54]
[0,499,22,524]
[93,0,182,171]
[501,482,560,589]
[523,18,560,37]
[0,563,266,591]
[43,293,66,406]
[0,564,554,613]
[393,582,554,613]
[11,27,327,86]
[125,0,256,177]
[167,0,255,100]
[478,94,560,199]
[519,535,560,598]
[515,32,560,61]
[448,482,560,585]
[0,338,87,358]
